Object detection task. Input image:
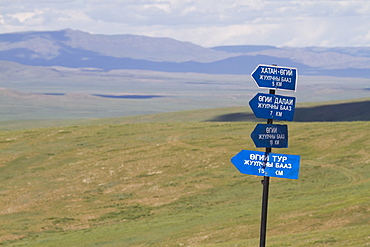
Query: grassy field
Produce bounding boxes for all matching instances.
[0,109,369,246]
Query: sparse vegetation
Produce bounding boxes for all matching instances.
[0,112,368,246]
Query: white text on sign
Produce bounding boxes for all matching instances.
[245,153,293,176]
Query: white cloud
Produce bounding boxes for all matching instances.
[11,11,38,23]
[0,0,369,47]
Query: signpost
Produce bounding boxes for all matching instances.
[249,93,296,121]
[231,150,300,179]
[230,64,300,247]
[251,64,298,91]
[251,124,288,148]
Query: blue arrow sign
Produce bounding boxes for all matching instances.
[251,124,288,148]
[251,64,298,91]
[231,150,300,179]
[249,93,296,121]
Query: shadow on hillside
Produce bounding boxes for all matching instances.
[207,101,370,122]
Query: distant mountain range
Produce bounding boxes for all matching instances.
[1,29,370,78]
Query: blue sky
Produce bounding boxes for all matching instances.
[0,0,369,47]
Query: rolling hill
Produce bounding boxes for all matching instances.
[1,29,370,78]
[0,29,369,122]
[0,111,368,246]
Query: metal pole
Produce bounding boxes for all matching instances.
[260,175,270,247]
[259,89,275,247]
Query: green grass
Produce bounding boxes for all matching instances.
[0,117,368,246]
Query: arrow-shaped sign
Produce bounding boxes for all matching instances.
[251,64,298,91]
[249,93,296,121]
[251,124,288,148]
[231,150,300,179]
